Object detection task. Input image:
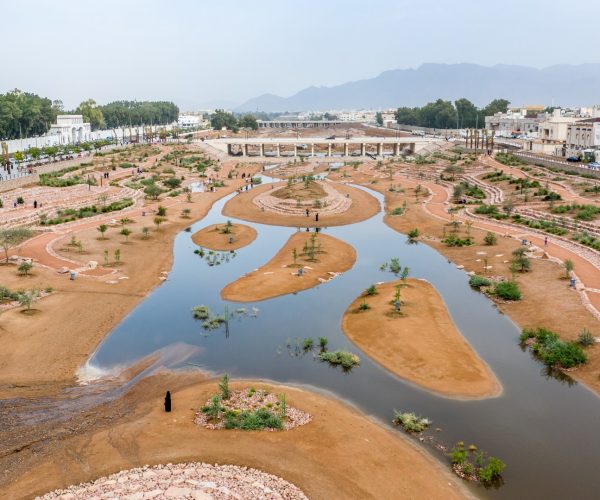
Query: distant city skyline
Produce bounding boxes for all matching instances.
[1,0,598,109]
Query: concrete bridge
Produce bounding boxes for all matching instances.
[205,136,440,158]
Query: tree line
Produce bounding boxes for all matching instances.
[395,98,510,129]
[0,89,179,140]
[210,110,258,132]
[0,89,58,140]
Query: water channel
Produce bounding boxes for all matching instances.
[88,177,600,499]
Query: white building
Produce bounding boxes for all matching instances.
[485,107,544,137]
[49,115,92,144]
[178,114,202,129]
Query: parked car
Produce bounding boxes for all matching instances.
[566,156,581,162]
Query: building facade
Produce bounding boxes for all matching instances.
[485,107,544,137]
[566,118,600,158]
[49,115,92,144]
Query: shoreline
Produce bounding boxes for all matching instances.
[1,373,470,500]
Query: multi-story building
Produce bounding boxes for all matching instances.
[566,118,600,159]
[485,106,544,137]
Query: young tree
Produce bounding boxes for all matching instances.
[18,261,33,276]
[512,247,531,273]
[181,208,191,218]
[120,228,131,242]
[154,216,165,230]
[142,227,150,239]
[563,259,574,279]
[0,228,33,262]
[97,224,108,239]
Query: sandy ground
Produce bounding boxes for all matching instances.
[221,232,356,302]
[222,181,380,227]
[342,279,501,399]
[330,166,600,395]
[1,373,467,500]
[191,222,257,251]
[0,170,257,398]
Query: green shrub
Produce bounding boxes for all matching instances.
[494,281,521,300]
[219,374,230,400]
[390,207,404,216]
[392,411,431,433]
[303,338,314,350]
[364,284,378,296]
[192,305,210,320]
[477,457,506,484]
[224,408,283,430]
[318,350,360,369]
[483,232,497,246]
[442,235,473,247]
[469,275,491,289]
[407,228,419,240]
[521,327,587,368]
[578,328,595,347]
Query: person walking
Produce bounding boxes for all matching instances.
[544,236,548,246]
[33,200,37,209]
[315,212,319,222]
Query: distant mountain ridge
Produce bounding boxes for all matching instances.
[236,63,600,112]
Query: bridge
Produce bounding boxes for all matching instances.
[205,136,440,158]
[256,120,354,129]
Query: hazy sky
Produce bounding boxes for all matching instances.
[1,0,598,109]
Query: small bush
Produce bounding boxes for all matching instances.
[442,235,473,247]
[358,300,370,311]
[392,411,431,433]
[224,408,283,430]
[364,284,378,296]
[192,305,210,320]
[407,228,419,240]
[521,327,587,368]
[303,338,314,350]
[578,328,595,347]
[483,232,497,246]
[494,281,521,300]
[318,350,360,369]
[477,457,506,484]
[469,275,491,289]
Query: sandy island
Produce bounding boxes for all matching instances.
[191,222,257,251]
[342,279,501,399]
[221,231,356,302]
[2,373,467,499]
[222,181,380,227]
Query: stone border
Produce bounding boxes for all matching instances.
[37,462,308,499]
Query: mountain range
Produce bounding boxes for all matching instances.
[236,63,600,112]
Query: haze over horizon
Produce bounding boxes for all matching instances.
[2,0,599,110]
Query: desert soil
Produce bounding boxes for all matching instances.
[2,374,467,500]
[221,232,356,302]
[191,222,257,251]
[222,181,380,227]
[342,279,501,398]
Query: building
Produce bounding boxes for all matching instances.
[485,107,544,137]
[531,109,580,155]
[178,114,202,129]
[49,115,92,144]
[566,118,600,159]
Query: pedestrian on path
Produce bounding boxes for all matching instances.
[544,236,548,246]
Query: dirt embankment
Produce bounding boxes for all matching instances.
[222,181,380,227]
[1,373,467,500]
[221,232,356,302]
[191,222,257,251]
[343,279,501,399]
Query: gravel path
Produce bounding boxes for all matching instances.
[37,462,308,500]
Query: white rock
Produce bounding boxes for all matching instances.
[165,486,193,497]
